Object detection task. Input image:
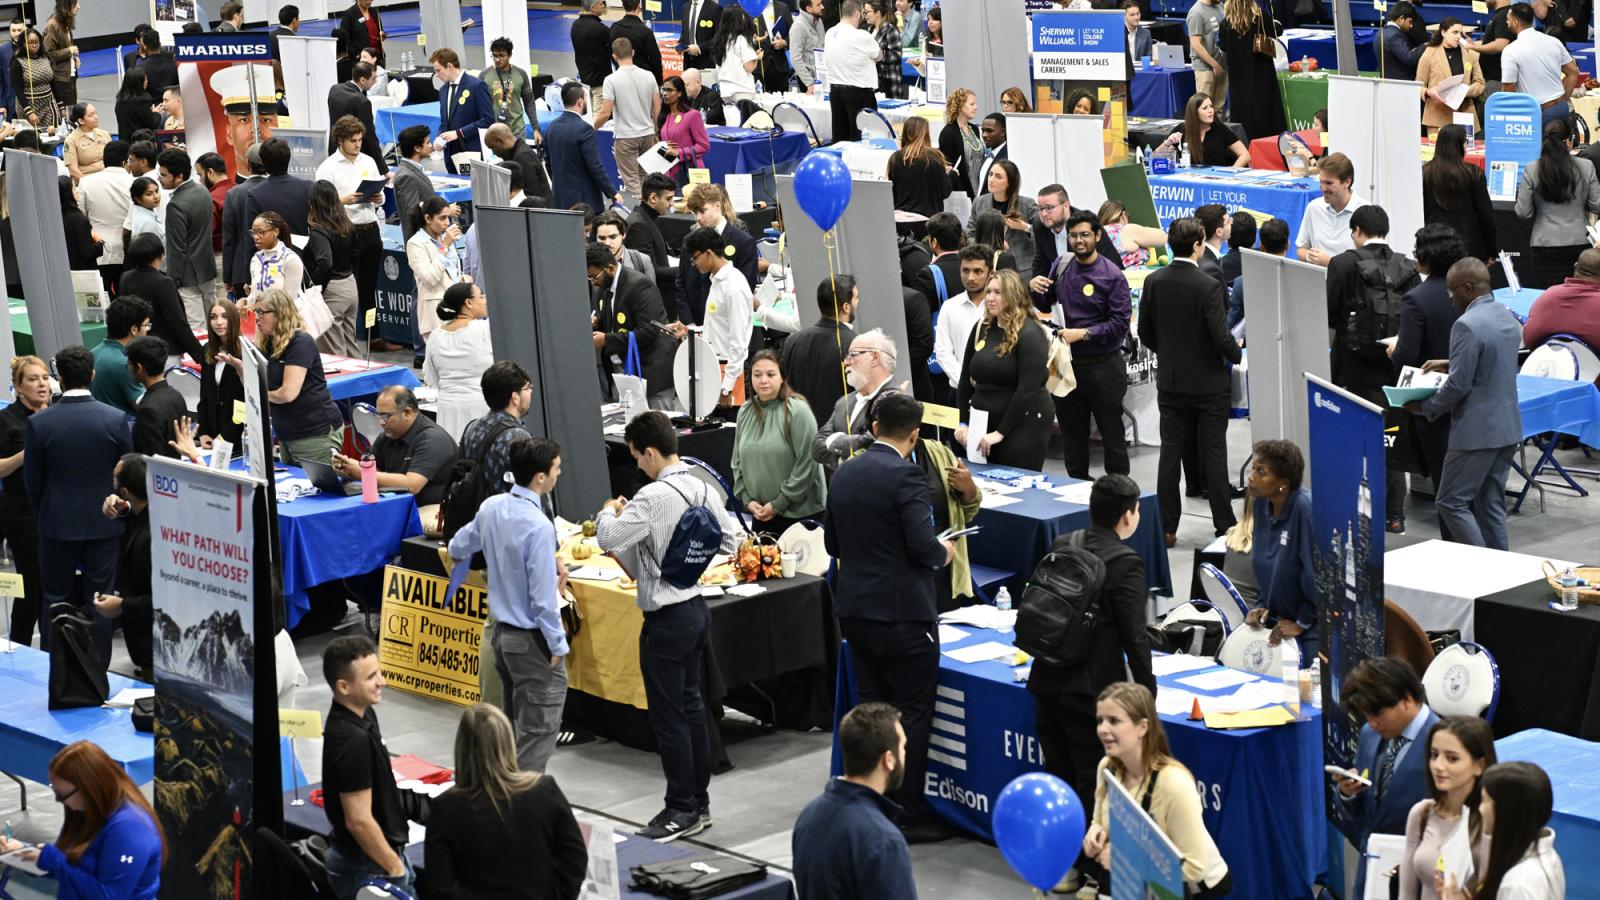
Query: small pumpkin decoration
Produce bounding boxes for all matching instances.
[734,534,783,582]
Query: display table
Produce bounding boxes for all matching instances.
[9,299,106,357]
[271,465,423,629]
[1282,28,1379,74]
[605,422,735,498]
[1476,580,1600,740]
[834,638,1335,899]
[1129,65,1196,118]
[595,126,810,198]
[0,643,152,788]
[1497,286,1543,323]
[1148,167,1319,258]
[966,464,1172,597]
[1512,374,1600,511]
[1493,730,1600,900]
[1384,539,1576,641]
[283,784,796,900]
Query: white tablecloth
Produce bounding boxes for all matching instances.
[753,92,942,145]
[1384,540,1574,641]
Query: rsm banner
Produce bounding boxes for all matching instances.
[1106,771,1184,900]
[1031,11,1127,81]
[378,565,489,707]
[1306,375,1386,841]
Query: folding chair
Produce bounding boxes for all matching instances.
[165,365,202,415]
[855,108,896,141]
[1196,563,1251,633]
[1216,624,1301,675]
[350,402,383,452]
[1422,641,1501,721]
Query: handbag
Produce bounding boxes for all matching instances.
[49,606,110,709]
[1384,407,1425,475]
[613,332,650,417]
[295,283,335,339]
[1251,1,1275,56]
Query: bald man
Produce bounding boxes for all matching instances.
[483,121,551,202]
[1523,247,1600,352]
[1404,259,1523,550]
[680,68,726,126]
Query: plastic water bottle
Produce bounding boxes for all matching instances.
[1558,568,1581,611]
[1300,54,1310,73]
[1310,658,1323,709]
[995,587,1012,612]
[1178,141,1191,169]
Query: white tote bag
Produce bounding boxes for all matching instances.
[295,284,334,339]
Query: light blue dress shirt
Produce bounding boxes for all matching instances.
[447,484,567,657]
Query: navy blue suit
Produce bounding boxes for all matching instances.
[0,39,16,120]
[824,440,947,819]
[1341,707,1440,900]
[438,73,496,174]
[24,394,133,660]
[544,109,618,213]
[674,222,759,325]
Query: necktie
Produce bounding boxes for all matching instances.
[1376,736,1407,798]
[446,82,456,119]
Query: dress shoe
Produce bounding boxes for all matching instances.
[368,338,399,352]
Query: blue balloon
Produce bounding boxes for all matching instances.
[737,0,770,15]
[992,773,1087,893]
[793,151,852,232]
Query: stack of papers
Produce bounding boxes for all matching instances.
[937,624,970,645]
[1203,706,1297,729]
[275,478,320,503]
[943,640,1021,665]
[979,491,1023,510]
[1202,680,1290,713]
[1151,654,1216,677]
[105,687,156,708]
[1384,365,1446,407]
[1176,668,1257,691]
[939,605,1017,631]
[1154,687,1199,716]
[1049,481,1095,505]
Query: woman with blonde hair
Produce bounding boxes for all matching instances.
[0,740,165,895]
[1220,489,1260,603]
[247,287,345,465]
[423,704,588,899]
[999,86,1032,114]
[0,355,52,647]
[887,115,951,229]
[938,87,983,198]
[953,267,1051,469]
[1082,683,1231,897]
[1217,0,1285,139]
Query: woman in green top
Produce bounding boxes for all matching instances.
[731,350,827,537]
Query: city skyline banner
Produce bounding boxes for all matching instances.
[1306,375,1387,842]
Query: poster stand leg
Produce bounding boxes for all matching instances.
[688,328,699,422]
[289,737,303,806]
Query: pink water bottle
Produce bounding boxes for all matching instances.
[359,453,378,503]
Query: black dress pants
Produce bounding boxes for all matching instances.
[840,617,938,820]
[1157,390,1237,538]
[829,85,877,143]
[640,598,714,813]
[350,223,383,342]
[1054,353,1131,480]
[1031,689,1102,823]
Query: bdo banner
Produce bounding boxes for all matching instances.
[1031,11,1127,81]
[1106,770,1185,900]
[1306,375,1386,841]
[378,565,489,707]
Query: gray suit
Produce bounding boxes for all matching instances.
[1420,294,1523,550]
[394,158,437,242]
[811,387,878,471]
[165,178,217,327]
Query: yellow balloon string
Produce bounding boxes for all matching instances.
[823,228,848,407]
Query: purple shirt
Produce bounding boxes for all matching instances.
[1055,253,1132,358]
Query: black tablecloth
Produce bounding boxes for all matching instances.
[1147,19,1189,50]
[606,423,736,499]
[283,787,795,899]
[1126,119,1247,153]
[1476,580,1600,740]
[657,207,781,254]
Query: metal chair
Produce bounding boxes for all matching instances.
[855,108,896,141]
[770,100,822,145]
[350,402,383,452]
[1196,563,1251,633]
[1216,624,1301,675]
[680,455,750,530]
[165,366,202,415]
[1422,641,1501,721]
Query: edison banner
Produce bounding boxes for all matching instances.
[147,459,261,898]
[378,565,489,707]
[1305,375,1386,841]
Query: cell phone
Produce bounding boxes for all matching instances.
[1324,765,1371,786]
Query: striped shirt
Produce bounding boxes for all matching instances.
[595,462,746,612]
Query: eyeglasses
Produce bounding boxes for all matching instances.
[1067,230,1096,241]
[51,785,78,805]
[1037,202,1064,213]
[375,411,397,422]
[845,349,878,359]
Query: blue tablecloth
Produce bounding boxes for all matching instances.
[375,101,539,146]
[834,641,1335,898]
[1494,729,1600,900]
[1517,374,1600,447]
[1284,28,1380,72]
[326,363,421,403]
[1496,285,1544,323]
[967,464,1173,597]
[1131,66,1197,119]
[1149,167,1319,259]
[273,467,423,628]
[0,644,151,785]
[595,126,811,192]
[1150,0,1480,25]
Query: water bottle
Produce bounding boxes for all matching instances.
[1178,141,1191,169]
[360,453,378,504]
[1558,568,1581,611]
[1300,54,1310,73]
[995,586,1012,612]
[1310,658,1323,709]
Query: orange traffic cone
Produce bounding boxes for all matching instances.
[1190,697,1204,720]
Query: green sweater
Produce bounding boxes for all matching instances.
[91,339,143,415]
[732,395,827,520]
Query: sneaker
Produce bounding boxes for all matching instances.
[556,727,595,747]
[1386,516,1406,535]
[637,808,707,843]
[697,801,713,828]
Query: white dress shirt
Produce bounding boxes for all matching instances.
[315,151,385,225]
[1502,27,1572,105]
[79,166,134,265]
[1296,192,1368,257]
[934,292,985,385]
[824,22,882,89]
[704,262,753,393]
[976,141,1007,194]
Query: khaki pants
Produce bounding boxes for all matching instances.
[1195,67,1229,115]
[613,134,656,198]
[178,280,217,332]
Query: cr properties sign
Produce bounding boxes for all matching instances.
[1031,10,1127,81]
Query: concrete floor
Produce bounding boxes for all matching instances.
[5,11,1600,898]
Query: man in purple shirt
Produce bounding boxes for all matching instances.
[1052,210,1133,481]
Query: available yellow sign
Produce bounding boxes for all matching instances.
[378,565,489,708]
[278,708,323,739]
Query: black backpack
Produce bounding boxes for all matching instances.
[1343,246,1419,352]
[1015,531,1134,667]
[439,418,519,558]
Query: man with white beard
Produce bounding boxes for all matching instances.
[811,327,898,475]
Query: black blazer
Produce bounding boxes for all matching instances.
[624,204,677,317]
[1422,170,1500,262]
[596,266,677,395]
[270,25,295,62]
[1220,247,1243,286]
[610,15,664,85]
[337,3,384,62]
[23,395,131,542]
[244,174,313,236]
[903,285,934,401]
[505,142,551,203]
[678,0,723,70]
[751,1,794,87]
[1392,274,1459,372]
[571,11,613,87]
[138,52,179,96]
[938,121,980,198]
[1137,259,1240,396]
[1025,526,1155,697]
[325,81,389,176]
[1199,245,1226,287]
[120,265,205,364]
[115,509,152,621]
[62,207,102,271]
[912,251,962,315]
[783,319,856,425]
[422,776,588,900]
[221,175,265,287]
[823,442,948,623]
[674,221,758,325]
[134,380,188,459]
[197,357,245,446]
[114,97,162,138]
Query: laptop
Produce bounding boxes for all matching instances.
[300,459,364,496]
